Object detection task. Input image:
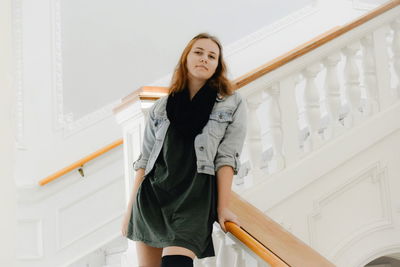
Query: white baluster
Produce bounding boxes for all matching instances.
[194,257,203,267]
[234,163,249,187]
[373,25,393,109]
[264,83,284,173]
[103,236,128,267]
[231,243,246,267]
[322,52,344,140]
[215,230,229,267]
[280,74,302,166]
[300,63,323,152]
[361,34,379,116]
[203,257,216,267]
[256,257,270,267]
[391,18,400,98]
[245,91,264,183]
[342,42,362,127]
[256,257,263,267]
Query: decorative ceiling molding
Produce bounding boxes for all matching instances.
[50,0,64,133]
[62,101,120,137]
[50,0,120,137]
[352,0,382,11]
[12,0,25,150]
[224,2,319,58]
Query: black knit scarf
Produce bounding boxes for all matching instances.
[166,82,217,141]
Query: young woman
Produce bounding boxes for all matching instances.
[121,33,247,267]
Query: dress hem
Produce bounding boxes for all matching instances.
[126,234,215,259]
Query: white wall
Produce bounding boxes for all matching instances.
[0,0,16,265]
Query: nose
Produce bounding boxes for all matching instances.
[200,57,207,63]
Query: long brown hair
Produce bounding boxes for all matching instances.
[169,33,234,97]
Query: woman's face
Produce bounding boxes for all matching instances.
[186,38,220,83]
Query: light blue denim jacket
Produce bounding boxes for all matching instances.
[133,90,247,177]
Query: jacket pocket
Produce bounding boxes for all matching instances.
[208,110,233,138]
[154,117,167,140]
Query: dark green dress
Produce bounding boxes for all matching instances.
[127,123,218,259]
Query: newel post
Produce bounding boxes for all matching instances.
[114,96,149,202]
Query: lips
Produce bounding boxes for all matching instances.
[196,65,208,70]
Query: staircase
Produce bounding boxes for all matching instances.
[15,1,400,267]
[114,2,400,266]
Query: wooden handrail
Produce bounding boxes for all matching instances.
[38,139,123,186]
[113,86,169,114]
[226,221,289,266]
[233,0,399,89]
[229,192,335,267]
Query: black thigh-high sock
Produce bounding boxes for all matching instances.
[160,255,194,267]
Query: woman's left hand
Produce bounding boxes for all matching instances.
[217,207,240,233]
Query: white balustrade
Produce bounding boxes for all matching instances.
[361,34,379,116]
[391,18,400,98]
[256,257,271,267]
[264,83,285,173]
[237,14,400,189]
[194,227,273,267]
[279,75,302,166]
[322,52,344,140]
[195,228,229,267]
[245,90,264,183]
[231,243,246,267]
[373,24,394,109]
[300,63,323,152]
[215,230,228,267]
[202,257,216,267]
[342,42,362,128]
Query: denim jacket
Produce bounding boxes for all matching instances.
[133,90,247,177]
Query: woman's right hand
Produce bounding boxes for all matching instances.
[121,169,145,237]
[121,211,131,237]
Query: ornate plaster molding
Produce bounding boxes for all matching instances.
[12,0,25,149]
[307,162,393,260]
[16,219,44,259]
[224,2,319,57]
[50,0,120,137]
[352,0,382,11]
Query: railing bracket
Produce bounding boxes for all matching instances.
[78,166,85,177]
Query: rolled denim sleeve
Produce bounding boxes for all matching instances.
[214,93,247,175]
[133,100,158,171]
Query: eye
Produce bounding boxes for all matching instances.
[194,51,202,55]
[209,55,216,59]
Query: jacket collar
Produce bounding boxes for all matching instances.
[216,93,226,102]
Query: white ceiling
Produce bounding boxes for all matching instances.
[61,0,313,119]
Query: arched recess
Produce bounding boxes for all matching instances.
[329,223,400,267]
[343,242,400,267]
[357,244,400,267]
